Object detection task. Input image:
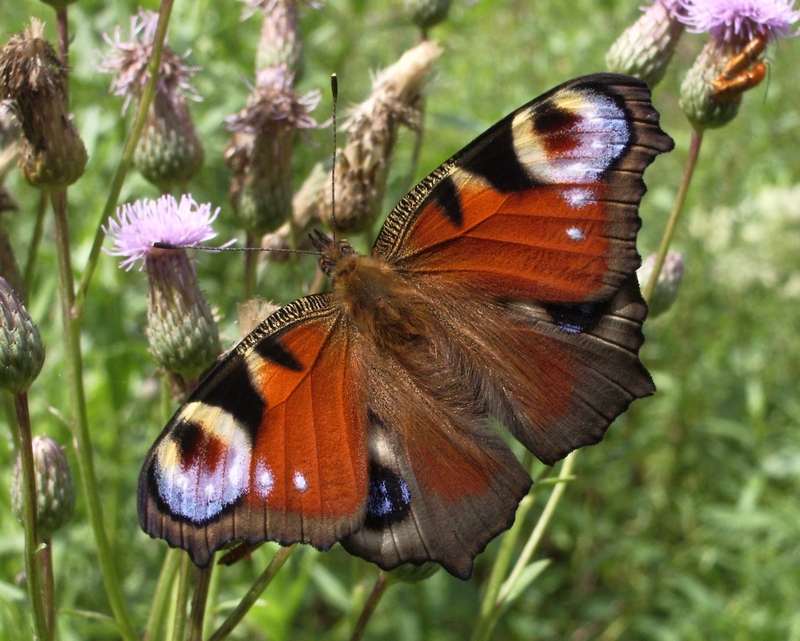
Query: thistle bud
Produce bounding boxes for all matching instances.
[679,39,743,130]
[606,0,685,88]
[0,20,88,188]
[404,0,452,37]
[638,251,684,318]
[225,66,320,235]
[318,40,442,234]
[0,276,45,394]
[11,436,76,540]
[145,251,221,379]
[134,92,205,191]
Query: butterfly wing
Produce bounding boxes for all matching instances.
[138,294,368,567]
[374,73,672,303]
[372,72,671,463]
[339,74,671,574]
[340,334,533,579]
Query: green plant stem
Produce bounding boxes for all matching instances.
[474,458,549,637]
[144,548,182,641]
[643,128,704,304]
[42,538,55,638]
[472,453,576,641]
[76,0,175,314]
[172,554,193,641]
[207,544,296,641]
[497,452,576,605]
[23,191,48,295]
[55,8,69,69]
[51,190,137,641]
[349,572,391,641]
[13,393,50,641]
[188,563,214,641]
[2,392,19,449]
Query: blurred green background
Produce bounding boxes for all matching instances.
[1,0,799,639]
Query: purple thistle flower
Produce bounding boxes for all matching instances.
[99,9,200,114]
[680,0,800,42]
[103,195,228,271]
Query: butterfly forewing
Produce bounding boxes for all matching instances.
[374,74,673,303]
[138,294,368,567]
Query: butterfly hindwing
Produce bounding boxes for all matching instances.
[340,337,532,579]
[138,294,369,566]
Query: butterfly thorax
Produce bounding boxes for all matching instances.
[308,230,434,354]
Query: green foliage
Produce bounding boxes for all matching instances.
[1,0,799,639]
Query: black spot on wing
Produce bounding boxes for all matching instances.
[199,360,266,440]
[254,335,303,372]
[457,120,534,193]
[429,176,463,228]
[363,463,411,529]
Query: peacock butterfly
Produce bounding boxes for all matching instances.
[138,73,673,579]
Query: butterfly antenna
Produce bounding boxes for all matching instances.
[330,73,339,242]
[151,242,320,256]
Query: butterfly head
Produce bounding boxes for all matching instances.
[309,229,357,280]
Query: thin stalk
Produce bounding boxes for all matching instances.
[644,128,704,304]
[207,545,296,641]
[13,393,50,641]
[171,554,192,641]
[76,0,176,314]
[475,456,549,634]
[187,563,214,641]
[55,8,69,69]
[203,553,223,635]
[349,572,391,641]
[144,548,182,641]
[51,190,136,641]
[497,452,576,605]
[23,191,48,295]
[3,392,19,449]
[471,453,576,641]
[41,538,55,638]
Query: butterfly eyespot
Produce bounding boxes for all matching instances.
[363,463,412,529]
[547,302,600,334]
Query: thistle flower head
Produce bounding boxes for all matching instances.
[104,195,223,378]
[679,0,800,42]
[100,8,200,114]
[0,20,87,187]
[225,65,321,234]
[318,40,442,233]
[228,66,321,132]
[678,0,798,129]
[103,194,226,271]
